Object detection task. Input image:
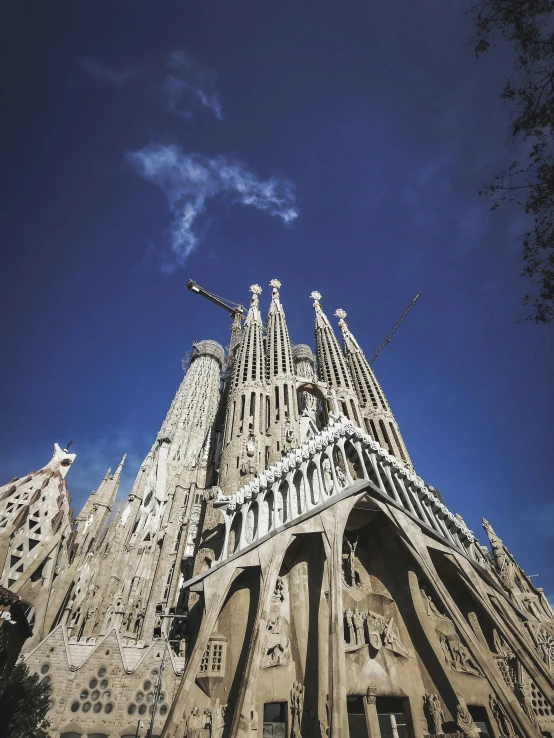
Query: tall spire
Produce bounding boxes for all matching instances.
[73,452,126,562]
[334,309,412,466]
[220,285,268,492]
[265,279,298,462]
[311,291,361,425]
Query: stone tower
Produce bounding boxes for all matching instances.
[335,308,411,466]
[3,280,552,738]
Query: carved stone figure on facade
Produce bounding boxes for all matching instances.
[263,615,290,667]
[451,640,482,676]
[536,624,554,669]
[322,456,334,493]
[353,607,365,645]
[345,608,355,644]
[383,617,411,658]
[425,693,446,735]
[335,464,346,487]
[422,589,452,622]
[273,576,285,603]
[246,436,256,457]
[290,681,305,738]
[342,535,361,588]
[489,694,517,738]
[456,693,480,738]
[493,629,514,659]
[185,706,206,737]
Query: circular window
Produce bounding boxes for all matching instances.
[91,690,100,701]
[146,693,154,705]
[98,668,106,677]
[144,680,152,690]
[42,676,51,686]
[82,702,91,713]
[159,693,165,702]
[89,678,98,689]
[139,705,147,715]
[128,704,136,715]
[160,705,168,716]
[93,703,102,713]
[105,703,113,714]
[136,692,144,703]
[47,701,54,712]
[99,679,108,689]
[71,701,79,713]
[102,691,111,702]
[80,690,89,700]
[40,664,50,674]
[151,668,159,676]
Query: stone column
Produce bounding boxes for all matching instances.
[364,686,382,738]
[320,505,349,738]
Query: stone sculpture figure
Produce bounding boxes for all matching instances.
[343,535,361,588]
[290,681,305,738]
[493,630,514,659]
[322,457,334,493]
[425,693,446,735]
[456,693,480,738]
[353,607,365,645]
[185,706,206,737]
[263,615,290,667]
[273,576,285,603]
[345,609,355,643]
[489,694,517,738]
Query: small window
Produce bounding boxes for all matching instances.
[469,706,493,738]
[263,702,287,737]
[98,667,106,677]
[347,695,369,738]
[40,664,50,674]
[70,702,79,713]
[377,697,411,738]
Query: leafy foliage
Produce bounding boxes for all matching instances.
[0,662,51,738]
[473,0,554,322]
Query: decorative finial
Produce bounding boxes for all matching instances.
[269,279,281,301]
[310,291,322,309]
[249,284,262,308]
[334,308,348,330]
[64,441,73,452]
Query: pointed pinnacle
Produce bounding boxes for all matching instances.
[115,454,127,475]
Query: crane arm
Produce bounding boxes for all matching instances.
[186,279,245,318]
[369,291,422,365]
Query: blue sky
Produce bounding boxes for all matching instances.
[1,1,553,602]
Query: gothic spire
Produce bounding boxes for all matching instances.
[220,285,268,492]
[334,308,412,466]
[311,291,361,424]
[265,279,298,461]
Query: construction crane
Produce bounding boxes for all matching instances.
[186,279,245,320]
[369,291,422,366]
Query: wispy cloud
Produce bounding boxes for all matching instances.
[127,143,298,270]
[165,50,223,121]
[80,58,141,86]
[81,49,223,121]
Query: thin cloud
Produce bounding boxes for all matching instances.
[80,58,140,86]
[127,143,298,271]
[80,49,223,121]
[165,50,223,121]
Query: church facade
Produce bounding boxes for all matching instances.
[0,281,553,738]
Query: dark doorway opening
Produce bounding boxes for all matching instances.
[377,697,412,738]
[263,702,287,737]
[347,695,369,738]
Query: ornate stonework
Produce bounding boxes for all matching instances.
[0,281,552,738]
